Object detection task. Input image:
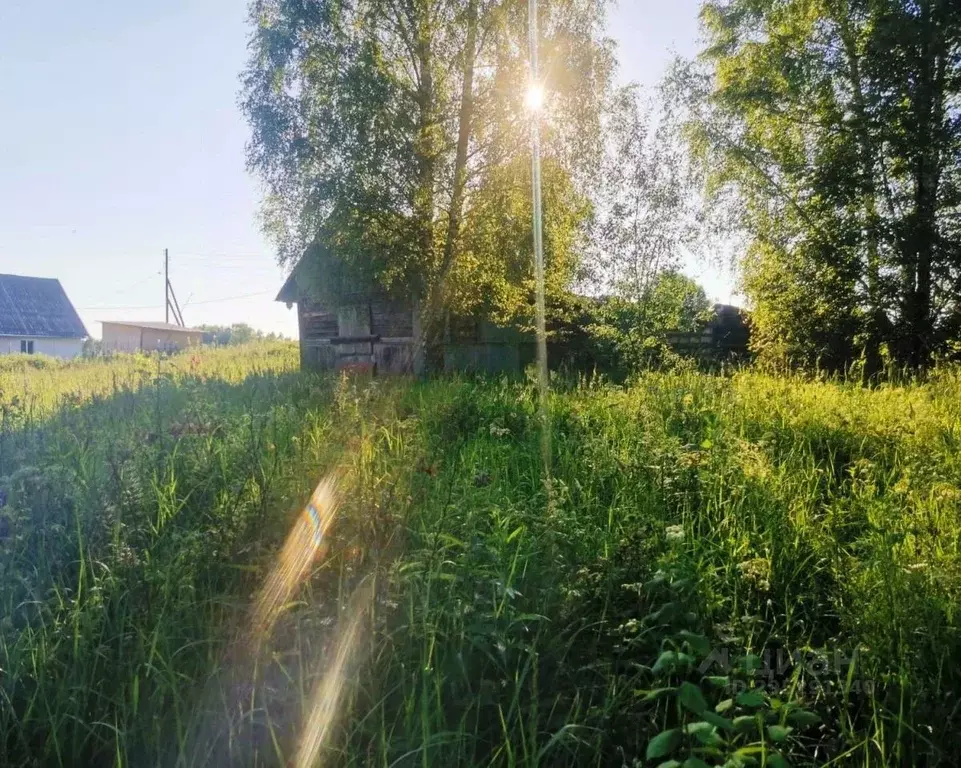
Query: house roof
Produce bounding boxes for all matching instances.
[276,270,299,304]
[275,245,383,305]
[100,320,202,334]
[0,273,88,339]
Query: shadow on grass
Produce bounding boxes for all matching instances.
[0,368,343,765]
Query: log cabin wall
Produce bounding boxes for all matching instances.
[297,295,417,374]
[298,296,339,370]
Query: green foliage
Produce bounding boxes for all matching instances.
[81,337,103,357]
[0,341,297,416]
[589,83,712,300]
[3,352,961,764]
[583,270,713,372]
[242,0,612,328]
[453,157,591,325]
[198,322,282,346]
[689,0,961,372]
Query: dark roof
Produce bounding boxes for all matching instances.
[276,269,299,304]
[710,303,750,327]
[101,320,202,333]
[276,245,383,305]
[0,274,88,339]
[713,303,747,315]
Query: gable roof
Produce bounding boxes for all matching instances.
[276,268,300,304]
[101,320,202,334]
[0,274,88,339]
[276,250,404,309]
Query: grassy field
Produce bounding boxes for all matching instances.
[1,345,960,766]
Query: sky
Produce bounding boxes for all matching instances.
[0,0,733,341]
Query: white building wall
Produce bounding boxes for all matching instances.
[0,337,83,359]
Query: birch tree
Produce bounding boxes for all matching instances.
[242,0,614,354]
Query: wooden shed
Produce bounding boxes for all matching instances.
[276,266,418,374]
[101,321,204,353]
[665,304,751,360]
[277,255,535,375]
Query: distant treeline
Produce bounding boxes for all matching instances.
[197,323,285,346]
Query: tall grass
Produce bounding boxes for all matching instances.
[0,342,297,415]
[1,352,959,765]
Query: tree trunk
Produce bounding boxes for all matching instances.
[901,0,944,370]
[414,18,436,281]
[908,154,937,368]
[837,9,885,383]
[421,0,478,372]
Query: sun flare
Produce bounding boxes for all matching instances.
[525,82,545,111]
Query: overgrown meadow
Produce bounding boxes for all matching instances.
[1,344,960,766]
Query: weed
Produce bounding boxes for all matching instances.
[1,354,960,766]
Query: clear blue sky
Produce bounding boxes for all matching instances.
[0,0,731,340]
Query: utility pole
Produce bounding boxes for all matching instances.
[528,0,550,479]
[164,248,170,324]
[164,248,186,327]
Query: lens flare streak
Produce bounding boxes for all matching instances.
[294,580,374,768]
[250,474,342,647]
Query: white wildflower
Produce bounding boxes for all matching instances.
[737,557,772,592]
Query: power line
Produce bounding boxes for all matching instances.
[184,290,273,306]
[81,290,273,312]
[110,273,160,293]
[83,272,160,306]
[184,264,278,272]
[78,302,162,311]
[174,253,276,263]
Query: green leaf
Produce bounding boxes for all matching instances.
[767,753,789,768]
[701,709,736,732]
[652,650,694,675]
[715,697,734,713]
[639,686,676,702]
[683,759,712,768]
[684,721,723,746]
[437,533,467,548]
[733,715,758,733]
[788,709,821,727]
[646,728,681,760]
[652,651,679,674]
[648,602,682,623]
[737,653,762,673]
[766,724,793,743]
[655,762,682,768]
[678,630,711,656]
[704,675,730,687]
[646,571,669,589]
[736,689,765,708]
[678,681,708,713]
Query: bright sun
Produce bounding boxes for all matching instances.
[525,83,545,111]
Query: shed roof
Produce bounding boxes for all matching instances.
[276,245,385,306]
[101,320,202,334]
[0,273,88,339]
[276,270,299,304]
